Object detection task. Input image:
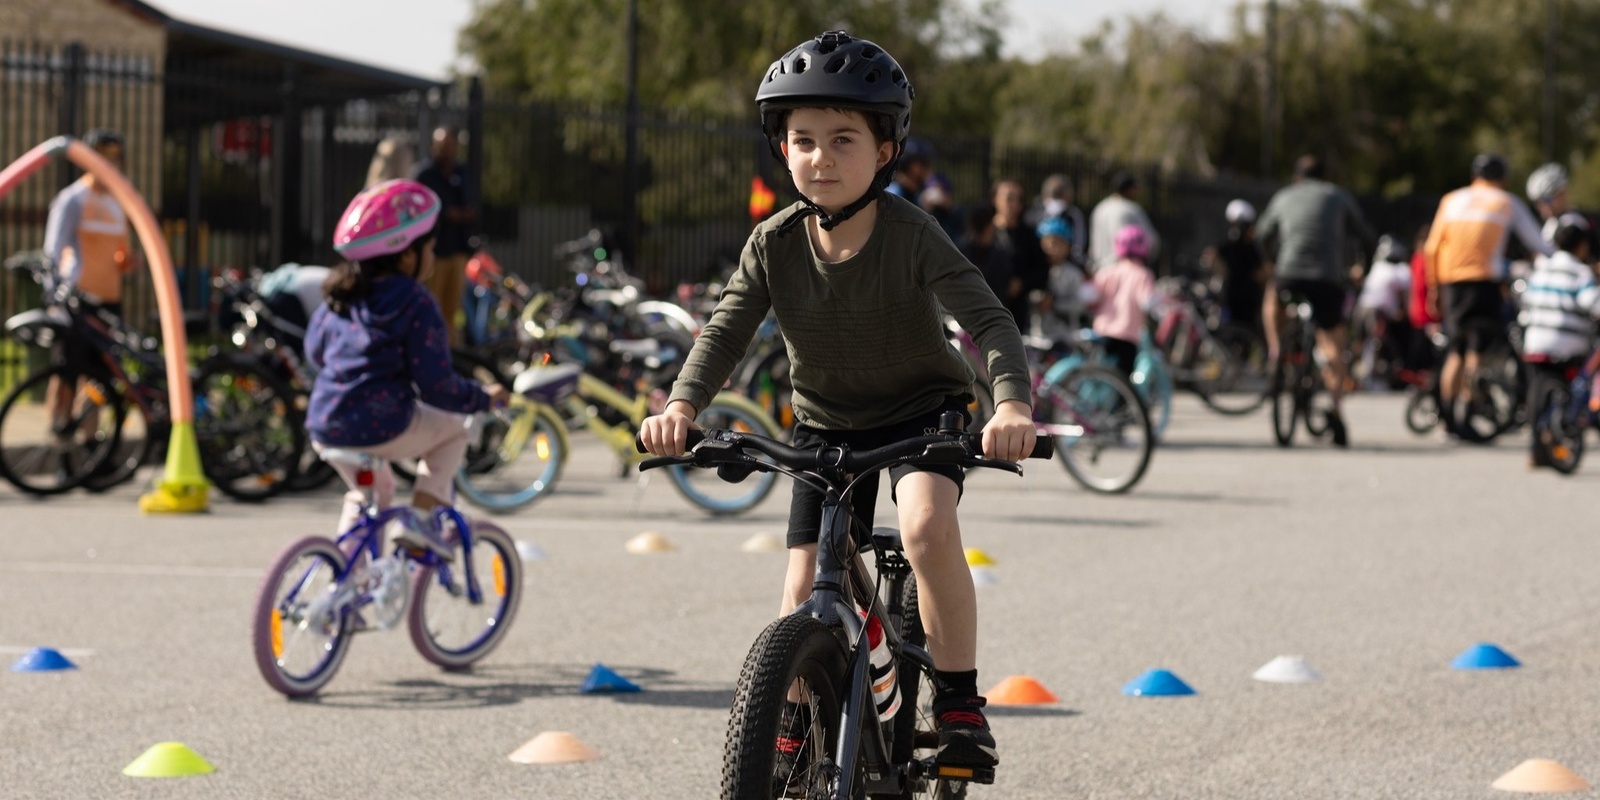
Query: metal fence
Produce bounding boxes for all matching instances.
[1,38,1443,390]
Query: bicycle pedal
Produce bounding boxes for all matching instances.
[932,764,995,784]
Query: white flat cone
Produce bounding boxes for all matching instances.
[740,532,784,553]
[970,566,1000,587]
[1252,655,1323,683]
[508,731,600,764]
[625,531,676,554]
[515,540,547,561]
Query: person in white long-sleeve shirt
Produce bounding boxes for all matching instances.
[1089,171,1160,268]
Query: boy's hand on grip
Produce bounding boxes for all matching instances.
[983,399,1037,463]
[640,400,698,456]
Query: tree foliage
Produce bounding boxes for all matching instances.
[460,0,1600,201]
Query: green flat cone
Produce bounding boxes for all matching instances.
[122,742,215,778]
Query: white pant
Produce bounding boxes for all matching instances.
[315,402,469,534]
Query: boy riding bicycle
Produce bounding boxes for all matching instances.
[639,31,1037,771]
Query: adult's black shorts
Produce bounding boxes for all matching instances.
[1277,279,1346,331]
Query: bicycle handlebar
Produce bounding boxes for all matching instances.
[634,427,1052,477]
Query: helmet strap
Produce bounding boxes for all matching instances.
[773,143,903,237]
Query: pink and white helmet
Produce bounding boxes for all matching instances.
[333,178,441,261]
[1113,224,1151,261]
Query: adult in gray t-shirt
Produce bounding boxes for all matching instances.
[1257,155,1375,447]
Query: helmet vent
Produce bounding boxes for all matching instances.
[816,40,838,54]
[860,46,880,59]
[824,55,847,74]
[891,68,905,85]
[864,68,880,83]
[794,55,809,74]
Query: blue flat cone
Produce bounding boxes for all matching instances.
[1122,668,1195,697]
[10,647,76,672]
[1451,643,1520,670]
[581,663,641,694]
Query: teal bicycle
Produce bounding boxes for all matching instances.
[250,447,524,697]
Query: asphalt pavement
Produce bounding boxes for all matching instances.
[2,393,1597,799]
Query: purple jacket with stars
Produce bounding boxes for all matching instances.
[304,275,488,446]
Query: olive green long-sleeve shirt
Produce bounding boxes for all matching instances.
[668,194,1032,430]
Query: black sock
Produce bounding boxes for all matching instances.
[934,669,979,701]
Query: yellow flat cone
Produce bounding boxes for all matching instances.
[625,532,676,554]
[1492,759,1590,793]
[741,532,784,553]
[964,548,997,567]
[122,742,215,778]
[508,731,600,764]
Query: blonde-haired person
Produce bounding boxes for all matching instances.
[365,136,415,188]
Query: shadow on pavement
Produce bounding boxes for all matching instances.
[302,662,685,710]
[1133,491,1282,506]
[986,706,1081,718]
[611,688,734,710]
[993,516,1153,528]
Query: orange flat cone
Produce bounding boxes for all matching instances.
[1492,759,1589,793]
[986,675,1059,705]
[508,731,600,764]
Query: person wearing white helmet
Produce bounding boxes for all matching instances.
[1202,198,1266,332]
[1526,163,1570,233]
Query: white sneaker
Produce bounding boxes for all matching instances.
[391,509,455,562]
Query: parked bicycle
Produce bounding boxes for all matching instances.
[250,447,523,697]
[1150,272,1270,415]
[636,419,1051,800]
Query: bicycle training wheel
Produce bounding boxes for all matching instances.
[250,536,355,698]
[1042,364,1154,494]
[454,398,569,512]
[722,614,850,800]
[1195,325,1269,415]
[0,364,120,495]
[407,519,524,670]
[668,398,780,515]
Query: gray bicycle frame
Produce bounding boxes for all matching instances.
[790,484,936,799]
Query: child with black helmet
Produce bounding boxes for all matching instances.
[639,30,1035,773]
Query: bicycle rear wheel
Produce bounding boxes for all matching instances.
[1536,382,1584,474]
[1195,325,1269,415]
[722,614,851,800]
[408,519,524,670]
[0,364,120,495]
[1270,360,1300,447]
[669,397,781,515]
[81,397,158,493]
[1043,364,1153,494]
[1404,385,1439,435]
[195,355,303,502]
[250,536,354,697]
[454,399,569,512]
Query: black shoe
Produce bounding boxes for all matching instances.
[932,695,998,768]
[1326,411,1348,448]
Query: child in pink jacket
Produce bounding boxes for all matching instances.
[1091,224,1157,378]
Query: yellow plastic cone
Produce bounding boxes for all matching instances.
[139,422,210,513]
[964,548,997,567]
[625,532,676,554]
[1492,759,1590,793]
[741,532,784,553]
[122,742,215,778]
[508,731,600,764]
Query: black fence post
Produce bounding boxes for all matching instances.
[58,42,85,190]
[467,76,484,247]
[272,63,303,269]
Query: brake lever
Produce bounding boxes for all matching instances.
[639,455,693,472]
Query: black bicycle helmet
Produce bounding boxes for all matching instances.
[1471,153,1508,182]
[83,128,124,149]
[755,31,915,234]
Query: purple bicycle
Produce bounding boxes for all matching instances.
[250,449,524,697]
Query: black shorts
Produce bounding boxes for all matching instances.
[1277,279,1345,331]
[786,396,969,548]
[1442,281,1504,354]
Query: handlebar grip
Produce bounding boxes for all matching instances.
[634,428,705,454]
[1030,437,1055,460]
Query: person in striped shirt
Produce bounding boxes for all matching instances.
[1521,215,1599,468]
